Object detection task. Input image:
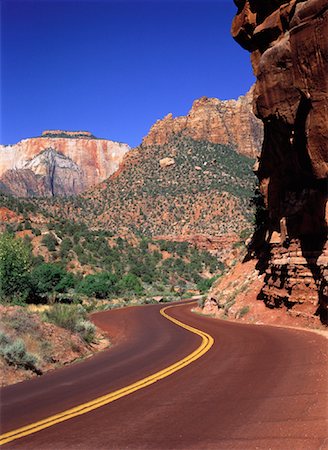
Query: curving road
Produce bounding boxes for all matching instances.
[0,301,327,449]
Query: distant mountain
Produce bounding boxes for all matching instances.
[0,131,130,197]
[143,86,263,158]
[0,88,262,246]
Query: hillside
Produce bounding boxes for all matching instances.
[41,134,256,240]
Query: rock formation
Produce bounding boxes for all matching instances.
[142,88,263,158]
[0,131,130,197]
[231,0,328,323]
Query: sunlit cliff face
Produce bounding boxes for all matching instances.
[232,0,328,322]
[0,132,130,197]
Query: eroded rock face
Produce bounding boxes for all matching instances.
[232,0,328,322]
[0,132,130,197]
[143,88,263,158]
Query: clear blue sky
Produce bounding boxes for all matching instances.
[1,0,254,147]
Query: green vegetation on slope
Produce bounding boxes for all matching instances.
[23,135,256,236]
[0,227,223,306]
[78,135,256,235]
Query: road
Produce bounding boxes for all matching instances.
[0,301,327,449]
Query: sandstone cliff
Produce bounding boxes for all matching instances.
[142,87,263,158]
[0,131,130,197]
[230,0,328,323]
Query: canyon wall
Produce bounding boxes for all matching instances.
[232,0,328,322]
[0,131,129,196]
[143,88,263,158]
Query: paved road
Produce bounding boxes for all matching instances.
[1,302,327,449]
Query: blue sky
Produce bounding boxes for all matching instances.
[1,0,254,147]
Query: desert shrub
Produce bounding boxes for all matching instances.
[197,297,206,308]
[3,309,39,334]
[75,320,96,344]
[224,298,236,314]
[0,331,11,346]
[236,305,250,319]
[0,338,40,373]
[44,304,86,331]
[44,304,95,343]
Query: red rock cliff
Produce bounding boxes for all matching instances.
[143,88,263,158]
[0,132,130,197]
[232,0,328,323]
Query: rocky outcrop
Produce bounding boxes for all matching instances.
[232,0,328,323]
[142,88,263,158]
[159,157,175,168]
[0,132,130,197]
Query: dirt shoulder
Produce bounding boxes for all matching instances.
[0,305,109,387]
[200,258,328,335]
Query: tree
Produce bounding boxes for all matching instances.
[117,273,143,295]
[0,233,32,303]
[30,263,75,296]
[77,272,118,299]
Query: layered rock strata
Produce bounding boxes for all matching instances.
[231,0,328,322]
[0,131,129,197]
[143,88,263,158]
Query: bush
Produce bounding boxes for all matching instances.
[41,233,57,252]
[3,309,39,334]
[75,320,96,344]
[44,304,86,332]
[60,238,73,259]
[197,297,206,308]
[0,331,11,346]
[197,276,217,294]
[236,305,250,319]
[0,337,40,373]
[44,304,95,344]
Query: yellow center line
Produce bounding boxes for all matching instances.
[0,301,214,446]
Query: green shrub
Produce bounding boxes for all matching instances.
[60,238,73,259]
[197,277,217,294]
[41,233,57,252]
[32,228,41,236]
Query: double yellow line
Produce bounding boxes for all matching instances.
[0,302,214,446]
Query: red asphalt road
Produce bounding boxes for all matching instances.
[1,302,327,450]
